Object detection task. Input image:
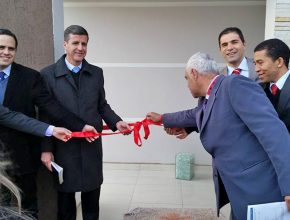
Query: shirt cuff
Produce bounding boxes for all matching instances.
[45,125,55,136]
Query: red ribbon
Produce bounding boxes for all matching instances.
[71,118,162,147]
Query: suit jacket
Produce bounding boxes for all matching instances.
[261,74,290,133]
[163,75,290,220]
[40,55,122,192]
[31,73,86,131]
[0,104,48,136]
[221,57,259,82]
[0,63,43,175]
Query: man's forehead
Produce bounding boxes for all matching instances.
[220,33,241,42]
[0,35,16,46]
[67,34,88,41]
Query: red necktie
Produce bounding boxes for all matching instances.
[232,68,241,75]
[271,84,279,95]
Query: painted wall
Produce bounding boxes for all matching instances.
[64,2,266,165]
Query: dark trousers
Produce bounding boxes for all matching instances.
[1,172,38,219]
[57,187,100,220]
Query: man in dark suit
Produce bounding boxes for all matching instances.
[147,52,290,220]
[40,25,130,220]
[0,28,98,218]
[254,38,290,132]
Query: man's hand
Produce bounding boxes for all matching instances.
[52,127,71,142]
[41,152,54,172]
[285,196,290,210]
[82,125,99,143]
[116,121,131,135]
[165,128,189,139]
[146,112,162,123]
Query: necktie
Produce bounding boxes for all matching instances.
[72,66,80,73]
[271,84,279,95]
[0,72,5,81]
[232,68,241,75]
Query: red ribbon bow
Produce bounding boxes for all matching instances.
[71,118,162,147]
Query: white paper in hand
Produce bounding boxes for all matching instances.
[247,201,290,220]
[51,161,64,184]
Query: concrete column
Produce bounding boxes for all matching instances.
[265,0,290,49]
[274,0,290,47]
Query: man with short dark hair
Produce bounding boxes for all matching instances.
[40,25,130,220]
[0,28,97,219]
[254,38,290,132]
[218,27,258,81]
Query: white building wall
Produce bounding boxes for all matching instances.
[64,1,266,165]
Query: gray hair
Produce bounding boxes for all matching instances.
[186,52,219,75]
[64,25,89,42]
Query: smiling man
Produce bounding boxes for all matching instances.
[218,27,259,81]
[0,28,76,219]
[254,38,290,133]
[39,25,130,220]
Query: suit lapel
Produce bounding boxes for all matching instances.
[200,75,224,132]
[55,57,78,91]
[277,75,290,114]
[3,63,23,105]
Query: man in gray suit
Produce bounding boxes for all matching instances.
[147,52,290,220]
[218,27,258,81]
[40,25,130,220]
[0,104,71,140]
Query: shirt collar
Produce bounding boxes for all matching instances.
[0,64,12,77]
[65,58,82,72]
[270,69,290,90]
[227,57,248,75]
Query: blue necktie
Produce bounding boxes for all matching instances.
[0,72,5,81]
[72,67,80,73]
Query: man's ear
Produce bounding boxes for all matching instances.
[276,57,284,68]
[191,69,199,80]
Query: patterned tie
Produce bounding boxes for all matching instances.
[72,66,80,73]
[0,72,5,81]
[271,84,279,95]
[232,68,241,75]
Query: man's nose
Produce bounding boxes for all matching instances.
[77,44,83,50]
[3,47,10,54]
[227,43,234,50]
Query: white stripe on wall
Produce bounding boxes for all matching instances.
[93,63,185,68]
[64,1,266,8]
[93,62,225,68]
